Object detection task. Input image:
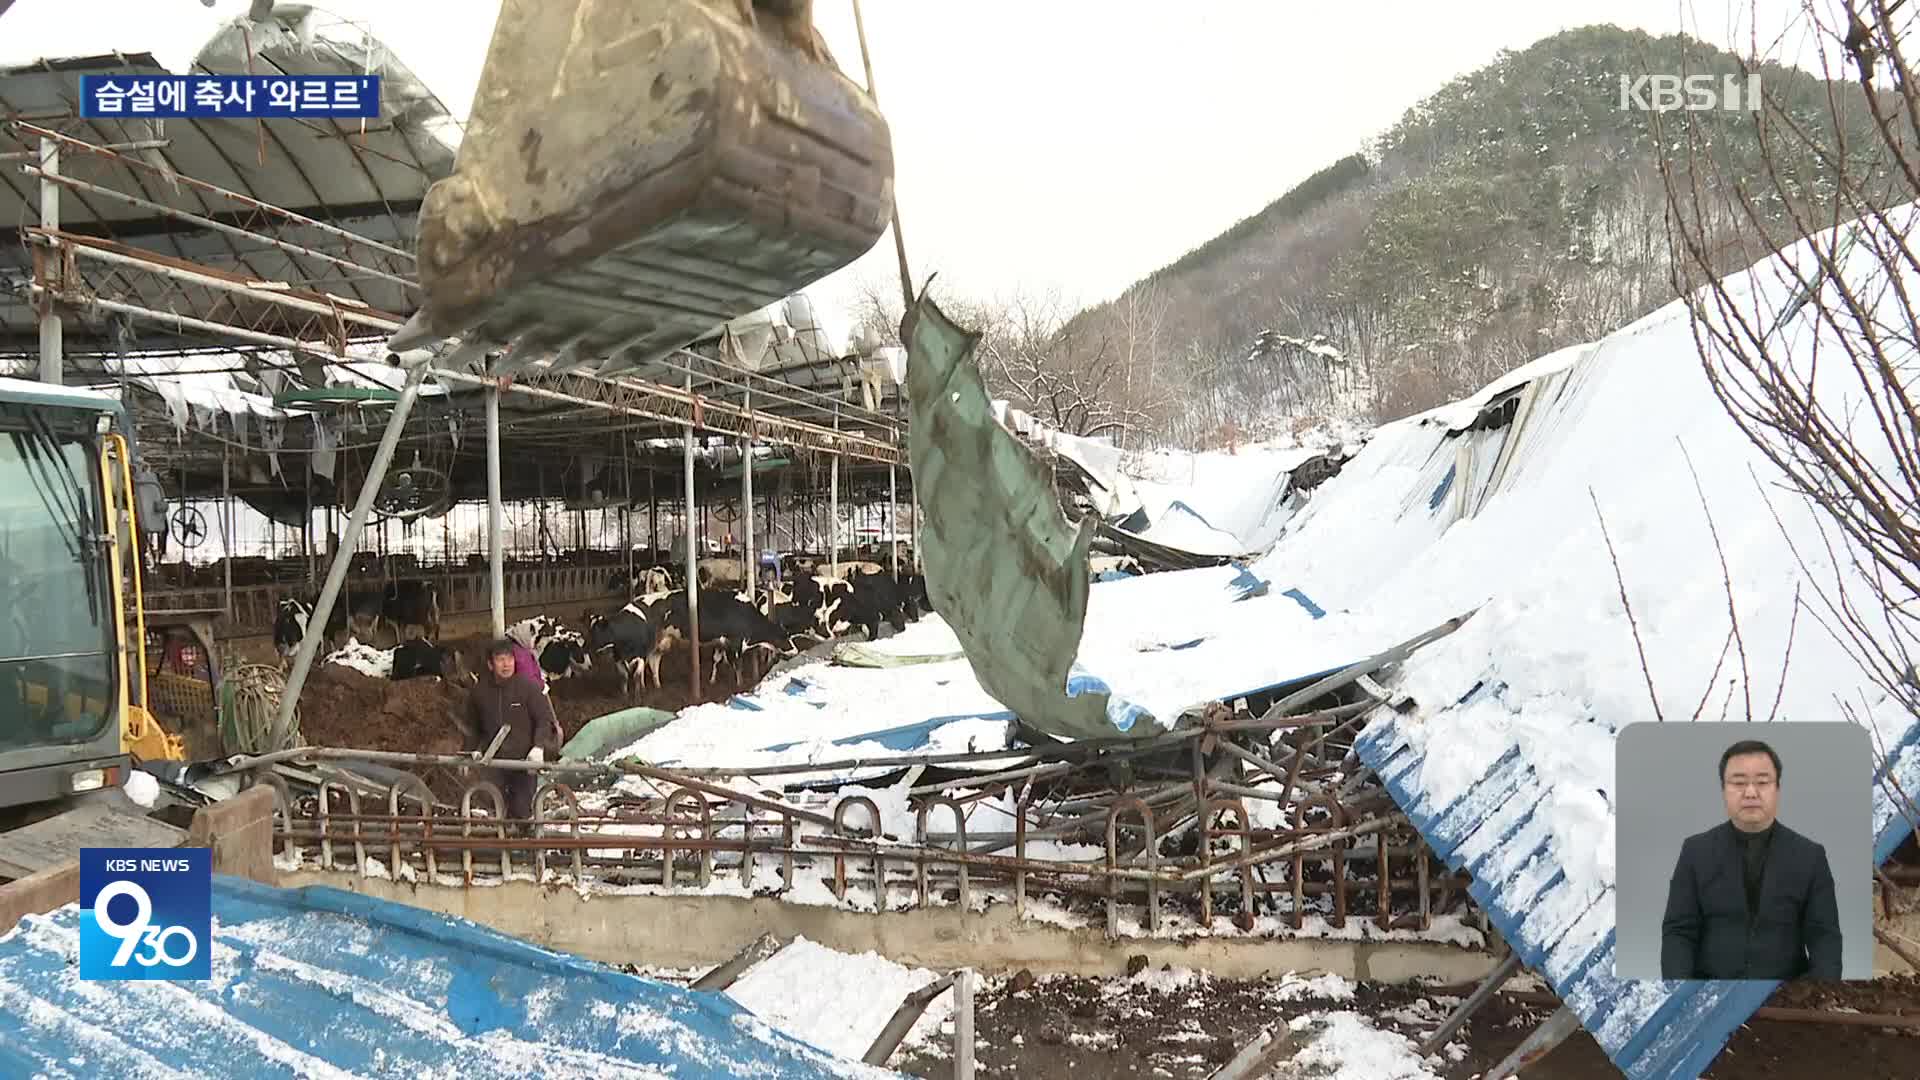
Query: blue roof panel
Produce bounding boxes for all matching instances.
[0,876,895,1079]
[1359,711,1920,1080]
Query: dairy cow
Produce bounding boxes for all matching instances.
[586,591,677,698]
[390,639,460,681]
[763,572,901,643]
[273,589,385,660]
[608,565,673,596]
[664,588,791,688]
[379,580,442,643]
[506,615,593,682]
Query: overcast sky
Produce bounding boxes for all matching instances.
[2,0,1822,346]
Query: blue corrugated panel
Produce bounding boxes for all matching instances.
[1356,714,1920,1080]
[0,876,894,1079]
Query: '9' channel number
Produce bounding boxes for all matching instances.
[94,880,199,968]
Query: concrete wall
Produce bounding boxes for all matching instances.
[279,871,1500,984]
[0,787,277,934]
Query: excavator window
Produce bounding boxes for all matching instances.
[0,417,116,753]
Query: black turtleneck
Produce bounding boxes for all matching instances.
[1735,822,1776,917]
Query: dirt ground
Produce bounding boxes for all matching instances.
[892,968,1920,1079]
[286,609,759,801]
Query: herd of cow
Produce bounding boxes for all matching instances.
[271,554,933,701]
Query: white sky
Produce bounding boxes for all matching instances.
[1,0,1821,347]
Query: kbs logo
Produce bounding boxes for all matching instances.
[1619,73,1763,112]
[79,847,211,981]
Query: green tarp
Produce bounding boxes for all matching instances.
[903,294,1125,741]
[561,706,678,760]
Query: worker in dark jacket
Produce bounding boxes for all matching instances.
[1661,739,1843,980]
[464,638,561,829]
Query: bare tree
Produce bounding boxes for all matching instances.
[1662,1,1920,813]
[974,289,1165,440]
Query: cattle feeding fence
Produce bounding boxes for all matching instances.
[237,695,1484,938]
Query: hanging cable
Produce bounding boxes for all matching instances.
[850,0,916,315]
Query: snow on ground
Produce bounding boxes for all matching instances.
[860,617,964,657]
[607,657,1016,781]
[1286,1010,1440,1079]
[723,937,953,1063]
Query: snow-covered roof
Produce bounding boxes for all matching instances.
[1303,220,1920,1074]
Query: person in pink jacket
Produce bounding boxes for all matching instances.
[499,632,564,751]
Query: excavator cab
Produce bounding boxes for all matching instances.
[406,0,894,374]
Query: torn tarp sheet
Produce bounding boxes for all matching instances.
[904,293,1120,740]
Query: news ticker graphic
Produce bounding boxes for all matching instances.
[78,75,380,119]
[78,847,211,981]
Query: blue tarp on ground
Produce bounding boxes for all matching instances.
[0,876,893,1079]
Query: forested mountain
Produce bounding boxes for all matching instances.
[1022,25,1892,446]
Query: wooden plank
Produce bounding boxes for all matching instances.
[0,802,187,879]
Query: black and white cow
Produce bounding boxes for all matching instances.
[695,557,747,591]
[390,638,460,681]
[845,569,909,637]
[894,570,931,620]
[762,573,899,644]
[380,580,441,643]
[506,615,593,682]
[664,588,792,688]
[273,589,383,660]
[586,592,677,698]
[608,565,673,597]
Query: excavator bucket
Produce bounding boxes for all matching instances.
[410,0,894,374]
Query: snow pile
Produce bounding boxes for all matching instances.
[1273,971,1356,1002]
[1119,965,1209,994]
[607,658,1015,780]
[859,617,964,657]
[1287,1011,1440,1080]
[1125,443,1324,555]
[323,638,393,678]
[725,938,953,1063]
[1285,210,1920,1073]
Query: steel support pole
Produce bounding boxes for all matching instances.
[829,413,841,576]
[487,385,505,637]
[221,447,233,616]
[742,389,755,601]
[953,967,975,1080]
[37,139,61,385]
[1484,1005,1580,1080]
[274,365,428,747]
[1417,951,1521,1057]
[303,463,315,586]
[888,463,899,577]
[685,373,701,701]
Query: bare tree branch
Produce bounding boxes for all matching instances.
[1592,488,1666,722]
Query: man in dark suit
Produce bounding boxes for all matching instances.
[1660,739,1843,980]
